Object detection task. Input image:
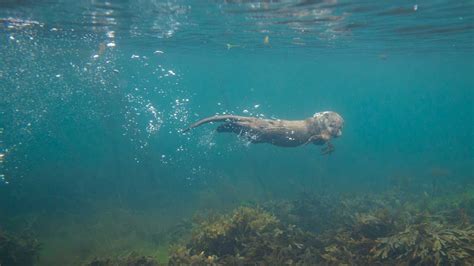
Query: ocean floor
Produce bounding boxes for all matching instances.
[1,180,473,265]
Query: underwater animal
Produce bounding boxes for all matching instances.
[183,111,344,154]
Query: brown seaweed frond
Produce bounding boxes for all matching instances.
[169,206,323,265]
[87,251,161,266]
[0,230,41,266]
[371,222,474,265]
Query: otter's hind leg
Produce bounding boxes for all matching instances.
[216,122,261,142]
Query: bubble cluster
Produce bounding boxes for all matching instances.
[0,4,273,186]
[0,128,6,184]
[123,93,164,149]
[169,98,190,132]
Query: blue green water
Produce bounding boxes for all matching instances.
[0,0,473,264]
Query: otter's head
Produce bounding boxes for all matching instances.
[313,111,344,138]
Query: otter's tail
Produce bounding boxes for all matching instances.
[182,115,251,133]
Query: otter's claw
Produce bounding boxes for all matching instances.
[321,142,334,155]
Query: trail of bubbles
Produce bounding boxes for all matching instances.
[123,93,164,150]
[0,128,6,184]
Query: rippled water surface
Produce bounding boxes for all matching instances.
[1,0,473,51]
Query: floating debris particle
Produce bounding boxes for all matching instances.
[226,43,241,50]
[263,35,270,45]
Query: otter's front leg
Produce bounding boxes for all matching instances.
[305,133,334,155]
[321,142,334,155]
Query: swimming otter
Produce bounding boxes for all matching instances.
[183,111,344,154]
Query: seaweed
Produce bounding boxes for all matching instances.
[263,193,351,233]
[168,245,219,265]
[87,252,161,266]
[371,222,474,265]
[0,230,41,266]
[169,206,323,265]
[352,212,395,239]
[169,190,474,265]
[264,191,413,235]
[14,184,469,265]
[316,205,399,264]
[460,197,474,222]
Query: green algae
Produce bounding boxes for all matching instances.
[0,230,40,266]
[168,190,474,265]
[87,252,161,266]
[4,184,474,265]
[169,206,322,265]
[372,222,474,265]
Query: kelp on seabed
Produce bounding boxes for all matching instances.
[0,229,41,266]
[169,190,474,265]
[87,252,160,266]
[372,222,474,265]
[169,206,322,265]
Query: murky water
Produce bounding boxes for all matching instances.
[1,1,473,265]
